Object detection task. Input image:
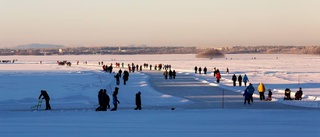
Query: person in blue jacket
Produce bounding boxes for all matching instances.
[243,74,249,87]
[245,83,255,103]
[243,90,251,105]
[111,87,120,111]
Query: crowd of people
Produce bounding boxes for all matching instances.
[33,62,305,111]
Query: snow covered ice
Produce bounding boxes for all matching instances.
[1,54,320,137]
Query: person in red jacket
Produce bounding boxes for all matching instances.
[215,69,221,83]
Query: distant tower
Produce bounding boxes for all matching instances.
[119,47,121,52]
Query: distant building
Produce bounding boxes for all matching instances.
[59,49,63,53]
[119,47,126,52]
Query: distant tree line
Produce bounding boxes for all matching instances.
[1,46,320,55]
[219,46,320,54]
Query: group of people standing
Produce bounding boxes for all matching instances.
[232,74,249,87]
[163,69,177,79]
[95,87,142,111]
[243,82,303,105]
[243,83,273,105]
[114,69,130,85]
[194,66,208,74]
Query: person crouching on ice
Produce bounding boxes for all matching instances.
[38,90,51,110]
[266,89,273,101]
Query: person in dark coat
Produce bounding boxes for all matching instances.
[266,89,273,101]
[108,65,113,73]
[198,67,202,74]
[114,73,120,85]
[111,87,120,111]
[194,66,198,74]
[226,68,229,75]
[123,70,129,85]
[134,92,142,110]
[96,89,104,111]
[203,67,207,74]
[103,89,110,109]
[173,70,176,79]
[238,74,242,86]
[169,70,173,79]
[99,89,110,111]
[232,74,237,86]
[163,70,168,79]
[118,69,122,78]
[38,90,51,110]
[295,87,303,100]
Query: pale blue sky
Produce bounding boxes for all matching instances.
[0,0,320,47]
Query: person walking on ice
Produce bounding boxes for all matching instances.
[232,74,237,86]
[238,74,242,86]
[111,87,120,111]
[134,91,142,110]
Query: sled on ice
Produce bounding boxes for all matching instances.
[31,99,43,110]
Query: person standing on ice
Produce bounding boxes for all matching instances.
[96,89,109,111]
[215,69,221,83]
[169,70,173,79]
[243,74,249,86]
[245,83,255,103]
[232,74,237,86]
[203,67,207,74]
[243,90,251,105]
[194,66,198,74]
[163,70,168,79]
[226,67,229,75]
[104,89,110,109]
[173,70,176,79]
[257,83,266,100]
[198,67,202,74]
[123,70,129,85]
[134,91,142,110]
[114,73,121,85]
[111,87,120,111]
[118,69,122,78]
[238,74,243,86]
[38,90,51,110]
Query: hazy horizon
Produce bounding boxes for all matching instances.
[1,0,320,48]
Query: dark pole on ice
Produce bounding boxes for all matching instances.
[298,75,300,87]
[98,75,102,85]
[222,89,224,109]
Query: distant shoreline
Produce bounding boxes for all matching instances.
[0,45,319,55]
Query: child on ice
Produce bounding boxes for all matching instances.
[243,90,251,105]
[266,89,273,101]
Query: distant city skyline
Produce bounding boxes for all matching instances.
[1,0,320,48]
